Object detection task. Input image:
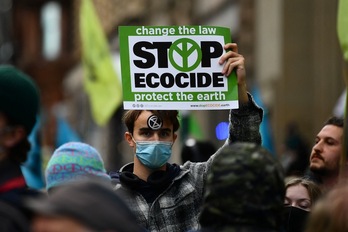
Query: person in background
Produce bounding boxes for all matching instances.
[110,43,264,231]
[45,142,110,193]
[192,142,285,232]
[283,177,322,232]
[25,179,145,232]
[0,65,41,231]
[280,122,310,177]
[305,116,345,192]
[305,183,348,232]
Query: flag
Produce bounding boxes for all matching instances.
[180,111,204,141]
[188,114,204,140]
[337,0,348,178]
[79,0,122,126]
[251,85,275,155]
[21,117,45,189]
[338,0,348,62]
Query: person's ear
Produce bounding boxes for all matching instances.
[173,133,178,144]
[3,126,26,148]
[125,132,135,148]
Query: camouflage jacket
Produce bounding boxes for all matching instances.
[111,93,263,232]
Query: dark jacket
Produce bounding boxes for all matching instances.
[0,159,40,231]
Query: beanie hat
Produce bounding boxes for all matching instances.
[45,142,111,191]
[200,142,285,231]
[0,65,40,134]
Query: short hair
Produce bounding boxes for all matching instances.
[285,177,322,205]
[324,116,344,128]
[123,110,180,134]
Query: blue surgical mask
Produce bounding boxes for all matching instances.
[133,139,173,169]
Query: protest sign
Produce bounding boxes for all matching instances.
[119,25,238,110]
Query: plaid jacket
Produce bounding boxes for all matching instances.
[112,93,263,232]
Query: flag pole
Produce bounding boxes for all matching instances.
[340,61,348,181]
[337,0,348,181]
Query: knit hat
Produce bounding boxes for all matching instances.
[0,65,40,134]
[25,179,143,232]
[200,142,285,231]
[45,142,111,191]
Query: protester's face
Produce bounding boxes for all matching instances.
[284,184,311,211]
[31,215,93,232]
[309,125,342,175]
[125,110,177,148]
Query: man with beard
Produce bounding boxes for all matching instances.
[307,116,344,191]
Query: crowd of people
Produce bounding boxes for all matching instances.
[1,42,347,232]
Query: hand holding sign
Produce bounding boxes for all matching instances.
[219,43,248,104]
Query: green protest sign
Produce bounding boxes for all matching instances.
[119,25,238,110]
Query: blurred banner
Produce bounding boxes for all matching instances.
[79,0,122,126]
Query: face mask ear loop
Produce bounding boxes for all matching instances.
[130,134,137,144]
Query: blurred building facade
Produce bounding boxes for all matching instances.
[0,0,344,170]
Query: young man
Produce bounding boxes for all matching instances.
[307,116,344,191]
[110,43,263,231]
[0,65,41,230]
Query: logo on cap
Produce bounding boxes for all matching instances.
[147,115,162,130]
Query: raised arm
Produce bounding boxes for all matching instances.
[219,43,263,145]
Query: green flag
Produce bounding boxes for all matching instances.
[337,0,348,179]
[338,0,348,61]
[79,0,122,126]
[180,111,204,141]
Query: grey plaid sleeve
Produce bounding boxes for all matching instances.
[228,92,263,145]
